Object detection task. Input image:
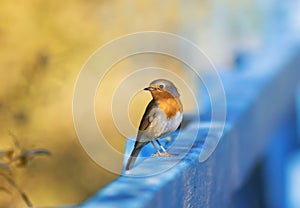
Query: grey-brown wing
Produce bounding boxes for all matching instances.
[138,99,157,131]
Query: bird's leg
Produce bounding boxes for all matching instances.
[150,141,163,156]
[155,140,169,155]
[155,140,176,156]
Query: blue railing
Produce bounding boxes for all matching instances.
[71,39,300,208]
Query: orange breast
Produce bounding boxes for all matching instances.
[154,91,183,119]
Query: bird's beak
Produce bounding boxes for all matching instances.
[144,86,154,91]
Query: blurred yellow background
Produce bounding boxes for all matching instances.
[0,0,266,206]
[0,0,204,207]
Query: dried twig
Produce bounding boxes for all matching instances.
[8,131,22,151]
[0,132,51,207]
[0,173,32,207]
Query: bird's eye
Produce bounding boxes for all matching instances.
[159,84,164,89]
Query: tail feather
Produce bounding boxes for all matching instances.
[126,142,147,170]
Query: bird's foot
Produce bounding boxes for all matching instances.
[151,152,163,157]
[151,152,178,157]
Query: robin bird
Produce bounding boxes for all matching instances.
[125,79,183,170]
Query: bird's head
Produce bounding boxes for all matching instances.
[144,79,180,99]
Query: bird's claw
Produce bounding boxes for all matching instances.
[151,152,178,157]
[151,152,163,157]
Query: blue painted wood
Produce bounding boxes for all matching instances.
[74,44,300,208]
[286,82,300,208]
[264,113,297,208]
[287,151,300,208]
[297,85,300,141]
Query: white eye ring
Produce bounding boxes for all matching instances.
[159,84,164,89]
